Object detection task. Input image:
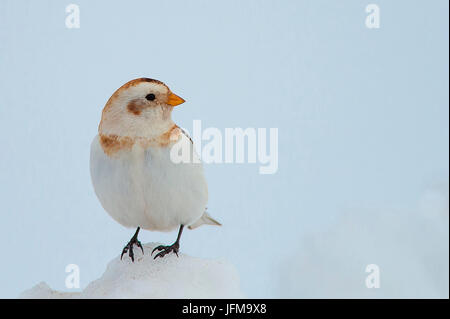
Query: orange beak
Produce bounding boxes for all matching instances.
[167,92,185,106]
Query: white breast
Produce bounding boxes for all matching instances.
[90,134,208,231]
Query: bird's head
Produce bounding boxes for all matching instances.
[99,78,185,138]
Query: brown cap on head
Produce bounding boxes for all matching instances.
[123,77,167,87]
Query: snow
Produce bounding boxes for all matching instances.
[277,187,449,298]
[20,242,245,299]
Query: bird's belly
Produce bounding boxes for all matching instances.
[90,136,208,231]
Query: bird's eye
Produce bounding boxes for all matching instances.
[145,93,156,101]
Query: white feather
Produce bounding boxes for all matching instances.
[90,133,209,232]
[188,211,222,230]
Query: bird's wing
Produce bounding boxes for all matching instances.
[188,210,222,230]
[177,127,216,230]
[179,127,193,144]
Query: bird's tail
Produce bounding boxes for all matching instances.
[188,211,222,230]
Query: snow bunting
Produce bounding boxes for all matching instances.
[90,78,221,260]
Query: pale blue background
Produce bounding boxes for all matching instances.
[0,0,448,298]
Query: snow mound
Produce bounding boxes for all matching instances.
[20,242,245,299]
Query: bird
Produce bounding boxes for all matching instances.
[90,78,221,261]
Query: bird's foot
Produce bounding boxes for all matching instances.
[121,237,144,262]
[151,242,180,259]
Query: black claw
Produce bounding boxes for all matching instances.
[136,241,144,254]
[151,245,166,255]
[121,227,144,262]
[120,248,127,260]
[152,243,180,259]
[151,225,184,260]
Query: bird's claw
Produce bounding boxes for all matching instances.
[151,243,180,259]
[121,239,144,262]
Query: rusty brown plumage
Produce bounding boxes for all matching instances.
[126,99,146,115]
[99,124,181,156]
